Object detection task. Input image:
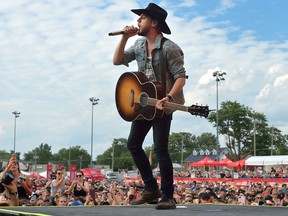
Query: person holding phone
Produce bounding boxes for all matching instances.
[1,180,19,206]
[1,154,32,206]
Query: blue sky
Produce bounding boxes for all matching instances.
[206,0,287,42]
[0,0,287,160]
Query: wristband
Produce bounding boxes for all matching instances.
[166,94,173,102]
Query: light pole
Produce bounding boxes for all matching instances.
[111,144,114,171]
[33,151,39,172]
[89,97,99,167]
[271,126,274,156]
[253,119,260,156]
[213,71,226,162]
[12,111,21,153]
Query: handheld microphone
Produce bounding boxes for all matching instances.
[108,31,125,36]
[108,29,138,36]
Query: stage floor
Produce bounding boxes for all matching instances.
[0,204,287,216]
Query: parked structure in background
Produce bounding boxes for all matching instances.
[184,147,228,163]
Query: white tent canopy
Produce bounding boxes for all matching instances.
[246,155,288,166]
[38,171,71,179]
[172,163,182,169]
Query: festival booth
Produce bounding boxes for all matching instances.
[227,159,246,171]
[190,157,238,167]
[189,157,224,175]
[189,156,223,167]
[189,157,247,173]
[219,158,233,166]
[245,155,288,171]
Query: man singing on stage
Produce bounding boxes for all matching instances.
[112,3,186,210]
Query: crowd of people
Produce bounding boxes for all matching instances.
[173,166,288,179]
[1,155,288,207]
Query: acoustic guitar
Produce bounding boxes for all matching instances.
[115,72,209,121]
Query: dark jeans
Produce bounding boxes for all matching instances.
[127,114,174,198]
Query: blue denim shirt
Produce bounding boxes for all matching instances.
[122,34,186,113]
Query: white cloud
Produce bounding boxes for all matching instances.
[268,64,283,75]
[211,0,239,16]
[256,84,271,99]
[274,74,288,87]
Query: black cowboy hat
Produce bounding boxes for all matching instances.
[131,3,171,34]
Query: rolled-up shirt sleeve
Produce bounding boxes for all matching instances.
[122,45,136,67]
[165,42,186,80]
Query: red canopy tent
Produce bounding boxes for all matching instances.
[81,168,105,181]
[27,172,45,179]
[219,158,233,166]
[227,159,246,167]
[227,159,246,171]
[190,157,223,167]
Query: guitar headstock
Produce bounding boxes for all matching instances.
[188,104,210,118]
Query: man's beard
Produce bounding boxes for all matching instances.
[138,26,149,36]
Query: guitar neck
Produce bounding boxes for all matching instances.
[146,97,188,112]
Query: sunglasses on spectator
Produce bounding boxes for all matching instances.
[57,172,62,175]
[76,174,82,177]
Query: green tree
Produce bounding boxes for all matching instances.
[96,138,134,171]
[23,144,90,170]
[168,132,195,164]
[208,100,288,160]
[53,146,90,170]
[268,128,288,155]
[23,143,53,164]
[195,132,217,149]
[168,132,216,164]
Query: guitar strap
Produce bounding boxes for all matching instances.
[159,37,168,98]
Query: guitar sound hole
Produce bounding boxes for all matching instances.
[139,92,148,107]
[130,89,134,107]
